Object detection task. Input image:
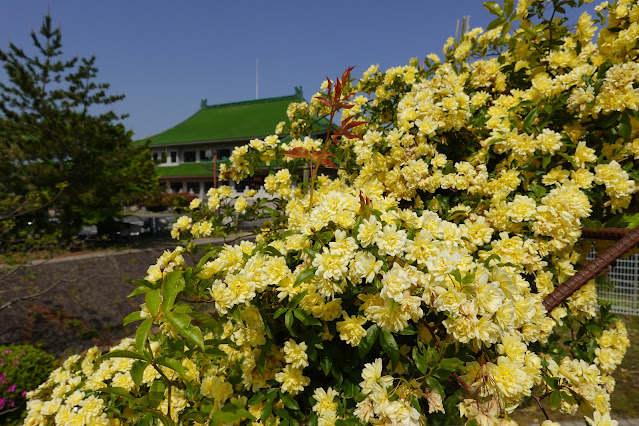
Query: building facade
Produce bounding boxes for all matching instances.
[139,88,325,198]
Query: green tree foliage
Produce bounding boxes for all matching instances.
[0,14,157,243]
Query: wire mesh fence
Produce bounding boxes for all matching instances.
[590,251,639,316]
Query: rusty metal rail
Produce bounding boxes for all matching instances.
[542,227,639,312]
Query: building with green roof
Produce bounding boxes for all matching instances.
[139,88,327,197]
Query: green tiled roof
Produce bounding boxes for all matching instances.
[157,162,228,178]
[141,90,328,147]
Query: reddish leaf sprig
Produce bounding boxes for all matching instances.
[284,66,366,207]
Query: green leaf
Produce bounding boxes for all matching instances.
[425,376,445,397]
[550,390,562,411]
[379,331,400,368]
[425,346,440,367]
[188,311,219,333]
[262,245,283,257]
[205,346,228,359]
[135,318,153,352]
[149,380,166,405]
[358,324,379,358]
[274,408,291,419]
[196,249,218,269]
[483,1,504,16]
[261,388,279,424]
[162,271,185,312]
[320,353,332,376]
[274,307,288,319]
[293,309,322,326]
[585,322,602,337]
[522,107,539,134]
[619,112,632,140]
[155,357,186,378]
[123,311,145,326]
[248,389,269,406]
[486,16,506,31]
[100,349,147,362]
[280,392,300,411]
[130,360,149,386]
[172,303,192,314]
[288,290,308,310]
[397,325,417,335]
[438,357,462,372]
[504,0,514,16]
[309,413,319,426]
[343,380,359,399]
[412,347,428,374]
[285,310,297,337]
[165,312,205,350]
[145,289,161,317]
[99,386,135,401]
[529,183,547,198]
[558,152,578,169]
[129,284,153,298]
[294,268,317,287]
[212,402,257,424]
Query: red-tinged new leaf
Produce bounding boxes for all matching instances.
[341,66,355,85]
[342,131,364,140]
[314,150,335,158]
[342,120,368,131]
[316,97,331,107]
[341,116,356,125]
[283,147,311,160]
[325,78,333,95]
[334,78,342,102]
[319,157,336,168]
[335,101,354,110]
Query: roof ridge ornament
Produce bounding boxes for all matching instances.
[200,98,208,109]
[294,86,303,98]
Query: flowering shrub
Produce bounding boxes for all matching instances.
[26,0,638,425]
[140,192,200,213]
[0,345,57,424]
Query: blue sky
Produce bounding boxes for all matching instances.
[0,1,593,139]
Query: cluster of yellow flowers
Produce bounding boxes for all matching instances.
[144,246,185,283]
[24,342,135,425]
[27,0,639,425]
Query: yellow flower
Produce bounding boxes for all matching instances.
[312,387,339,416]
[336,312,367,346]
[275,365,310,396]
[283,340,309,369]
[234,196,247,213]
[189,198,201,209]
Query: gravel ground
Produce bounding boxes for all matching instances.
[0,233,252,357]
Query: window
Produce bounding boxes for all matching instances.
[186,182,200,194]
[200,150,213,161]
[170,151,177,163]
[170,182,183,193]
[218,149,231,160]
[184,151,196,162]
[204,181,214,193]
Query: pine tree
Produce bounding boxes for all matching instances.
[0,14,157,243]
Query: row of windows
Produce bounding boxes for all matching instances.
[152,149,231,164]
[167,175,265,195]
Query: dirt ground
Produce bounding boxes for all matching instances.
[0,247,170,357]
